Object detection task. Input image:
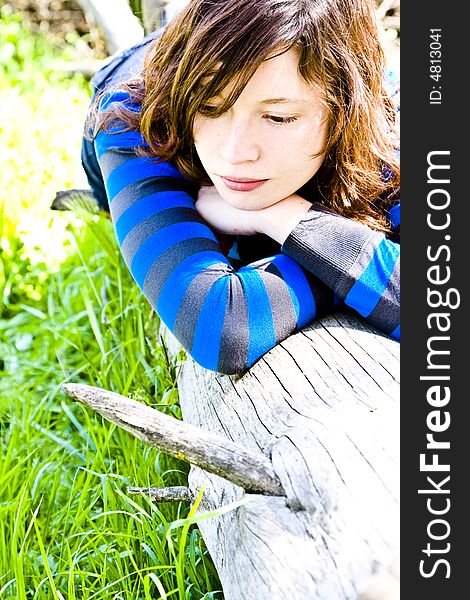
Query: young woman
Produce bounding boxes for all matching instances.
[83,0,400,374]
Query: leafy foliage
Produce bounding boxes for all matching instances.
[0,4,89,91]
[0,9,222,599]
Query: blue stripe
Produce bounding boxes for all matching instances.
[115,191,195,244]
[391,325,400,340]
[388,204,400,228]
[95,130,145,159]
[157,251,230,329]
[106,157,185,199]
[191,279,229,371]
[238,266,276,365]
[98,90,132,111]
[271,255,316,327]
[131,223,217,287]
[345,239,399,317]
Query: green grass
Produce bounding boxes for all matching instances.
[0,8,222,599]
[0,224,221,599]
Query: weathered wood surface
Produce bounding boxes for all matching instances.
[63,383,284,496]
[127,485,192,503]
[65,308,399,599]
[64,313,399,600]
[163,309,400,600]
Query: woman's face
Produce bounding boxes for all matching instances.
[193,48,328,211]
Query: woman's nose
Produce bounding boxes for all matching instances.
[218,120,261,164]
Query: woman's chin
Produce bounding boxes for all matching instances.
[219,189,285,212]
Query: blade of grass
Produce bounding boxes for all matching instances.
[82,289,106,357]
[33,516,65,599]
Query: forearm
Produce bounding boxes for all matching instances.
[280,203,400,339]
[195,183,400,339]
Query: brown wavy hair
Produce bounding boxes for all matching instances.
[90,0,400,233]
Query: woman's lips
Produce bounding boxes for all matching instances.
[220,176,268,192]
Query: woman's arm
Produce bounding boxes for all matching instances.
[278,202,400,340]
[94,96,336,374]
[197,189,400,340]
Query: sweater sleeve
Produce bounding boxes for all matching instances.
[94,95,336,374]
[281,202,400,340]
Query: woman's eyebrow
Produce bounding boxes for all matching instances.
[259,97,311,106]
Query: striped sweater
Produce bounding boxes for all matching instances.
[93,88,399,374]
[87,33,400,373]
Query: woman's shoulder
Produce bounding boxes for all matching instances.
[91,30,162,95]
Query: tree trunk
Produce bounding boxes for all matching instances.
[64,309,399,599]
[168,310,400,600]
[141,0,165,33]
[140,1,190,33]
[75,0,144,54]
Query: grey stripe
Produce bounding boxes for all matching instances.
[111,179,156,222]
[262,263,298,342]
[142,237,222,306]
[335,232,382,297]
[282,204,378,294]
[174,265,231,352]
[218,275,250,374]
[111,177,196,222]
[99,145,134,178]
[120,207,204,263]
[366,256,400,334]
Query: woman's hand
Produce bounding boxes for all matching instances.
[195,186,313,243]
[195,186,260,236]
[257,194,313,244]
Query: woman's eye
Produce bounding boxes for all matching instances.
[199,104,220,116]
[264,114,298,125]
